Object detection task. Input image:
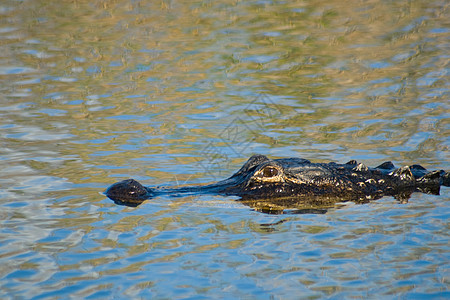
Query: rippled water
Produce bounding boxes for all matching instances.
[0,0,449,298]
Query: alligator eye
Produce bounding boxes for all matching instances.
[262,166,278,178]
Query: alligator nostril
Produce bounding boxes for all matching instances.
[105,179,149,202]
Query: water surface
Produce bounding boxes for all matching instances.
[0,0,449,298]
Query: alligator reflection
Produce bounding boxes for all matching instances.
[105,155,448,214]
[110,192,417,215]
[240,199,334,215]
[111,195,334,214]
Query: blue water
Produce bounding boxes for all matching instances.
[0,0,449,298]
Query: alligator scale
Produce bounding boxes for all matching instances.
[106,155,449,210]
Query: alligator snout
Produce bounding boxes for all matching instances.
[105,179,151,204]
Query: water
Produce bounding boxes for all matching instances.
[0,0,449,298]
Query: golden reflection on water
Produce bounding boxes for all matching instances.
[2,1,447,183]
[0,0,449,298]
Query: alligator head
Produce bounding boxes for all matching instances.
[105,154,449,209]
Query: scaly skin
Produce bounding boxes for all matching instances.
[105,154,449,206]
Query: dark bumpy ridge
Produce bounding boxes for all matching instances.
[105,154,449,207]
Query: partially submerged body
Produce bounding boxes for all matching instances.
[105,155,449,210]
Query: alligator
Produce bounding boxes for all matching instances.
[105,154,449,211]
